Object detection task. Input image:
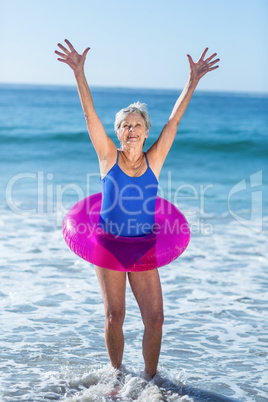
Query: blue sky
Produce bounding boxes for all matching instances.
[0,0,267,93]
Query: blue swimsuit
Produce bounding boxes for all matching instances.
[99,151,158,237]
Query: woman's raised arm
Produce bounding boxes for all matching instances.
[147,48,220,176]
[55,40,115,159]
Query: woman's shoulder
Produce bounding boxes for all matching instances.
[99,146,118,179]
[146,148,162,181]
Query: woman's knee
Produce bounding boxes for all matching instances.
[144,310,164,331]
[105,309,125,328]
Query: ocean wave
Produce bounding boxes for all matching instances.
[1,130,267,154]
[175,138,268,157]
[1,130,89,143]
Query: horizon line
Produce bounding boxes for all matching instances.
[1,81,268,97]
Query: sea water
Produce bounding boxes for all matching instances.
[0,84,267,401]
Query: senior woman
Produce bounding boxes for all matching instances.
[55,39,219,378]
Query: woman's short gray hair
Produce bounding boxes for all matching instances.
[114,102,151,133]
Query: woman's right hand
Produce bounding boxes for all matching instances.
[55,39,90,74]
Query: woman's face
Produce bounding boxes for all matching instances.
[118,113,148,148]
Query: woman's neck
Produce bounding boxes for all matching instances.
[119,145,144,167]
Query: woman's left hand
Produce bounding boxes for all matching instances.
[187,48,220,82]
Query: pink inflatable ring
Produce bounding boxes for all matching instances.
[62,193,190,272]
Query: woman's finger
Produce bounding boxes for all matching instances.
[200,47,209,60]
[187,54,194,67]
[205,53,217,63]
[57,58,68,64]
[64,39,75,51]
[57,43,70,54]
[207,58,220,67]
[55,50,67,58]
[82,47,90,57]
[208,65,219,71]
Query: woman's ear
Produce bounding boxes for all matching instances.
[116,131,122,144]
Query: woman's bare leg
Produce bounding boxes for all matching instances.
[128,269,164,378]
[95,266,126,369]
